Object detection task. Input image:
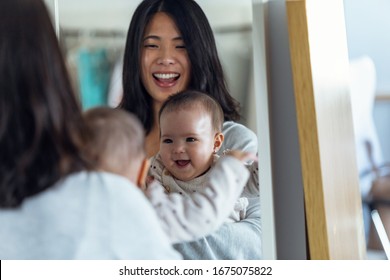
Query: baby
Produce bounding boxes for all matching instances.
[147,90,260,241]
[83,107,149,187]
[82,106,257,243]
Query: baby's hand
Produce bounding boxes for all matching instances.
[143,176,155,190]
[223,149,258,163]
[138,176,154,191]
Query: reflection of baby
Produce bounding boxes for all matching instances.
[82,106,257,244]
[147,90,260,241]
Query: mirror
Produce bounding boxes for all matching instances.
[44,0,274,259]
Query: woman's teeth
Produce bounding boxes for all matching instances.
[153,73,179,80]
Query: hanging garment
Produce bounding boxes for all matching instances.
[77,48,110,110]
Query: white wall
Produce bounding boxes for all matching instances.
[344,0,390,163]
[344,0,390,94]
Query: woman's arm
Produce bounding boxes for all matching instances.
[221,121,258,154]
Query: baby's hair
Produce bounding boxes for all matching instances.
[83,107,145,174]
[159,90,224,132]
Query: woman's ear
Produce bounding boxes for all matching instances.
[213,132,224,153]
[137,158,150,190]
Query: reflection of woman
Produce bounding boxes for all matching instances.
[120,0,261,259]
[0,0,179,260]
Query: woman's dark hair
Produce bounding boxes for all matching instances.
[119,0,241,134]
[0,0,88,207]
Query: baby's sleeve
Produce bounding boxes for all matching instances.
[145,156,250,244]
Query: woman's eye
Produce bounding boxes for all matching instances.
[186,137,196,142]
[144,44,158,48]
[176,45,186,49]
[162,139,172,144]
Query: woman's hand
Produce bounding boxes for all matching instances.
[222,149,258,163]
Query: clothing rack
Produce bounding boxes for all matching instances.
[61,28,127,39]
[61,23,251,40]
[213,24,252,34]
[60,28,126,57]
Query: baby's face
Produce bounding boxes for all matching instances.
[159,109,217,181]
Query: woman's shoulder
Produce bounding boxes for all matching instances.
[52,171,160,217]
[2,171,181,260]
[58,171,132,187]
[53,171,144,200]
[221,121,258,154]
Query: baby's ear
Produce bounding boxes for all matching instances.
[136,158,150,190]
[213,132,224,153]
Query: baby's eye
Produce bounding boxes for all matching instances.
[186,137,196,142]
[162,139,173,144]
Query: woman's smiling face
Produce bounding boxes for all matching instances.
[140,12,191,108]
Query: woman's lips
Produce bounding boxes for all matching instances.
[153,73,180,87]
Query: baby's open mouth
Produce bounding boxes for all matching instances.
[175,160,190,167]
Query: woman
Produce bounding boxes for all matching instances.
[0,0,180,260]
[119,0,261,259]
[119,0,258,158]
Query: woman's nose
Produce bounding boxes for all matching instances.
[157,47,175,65]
